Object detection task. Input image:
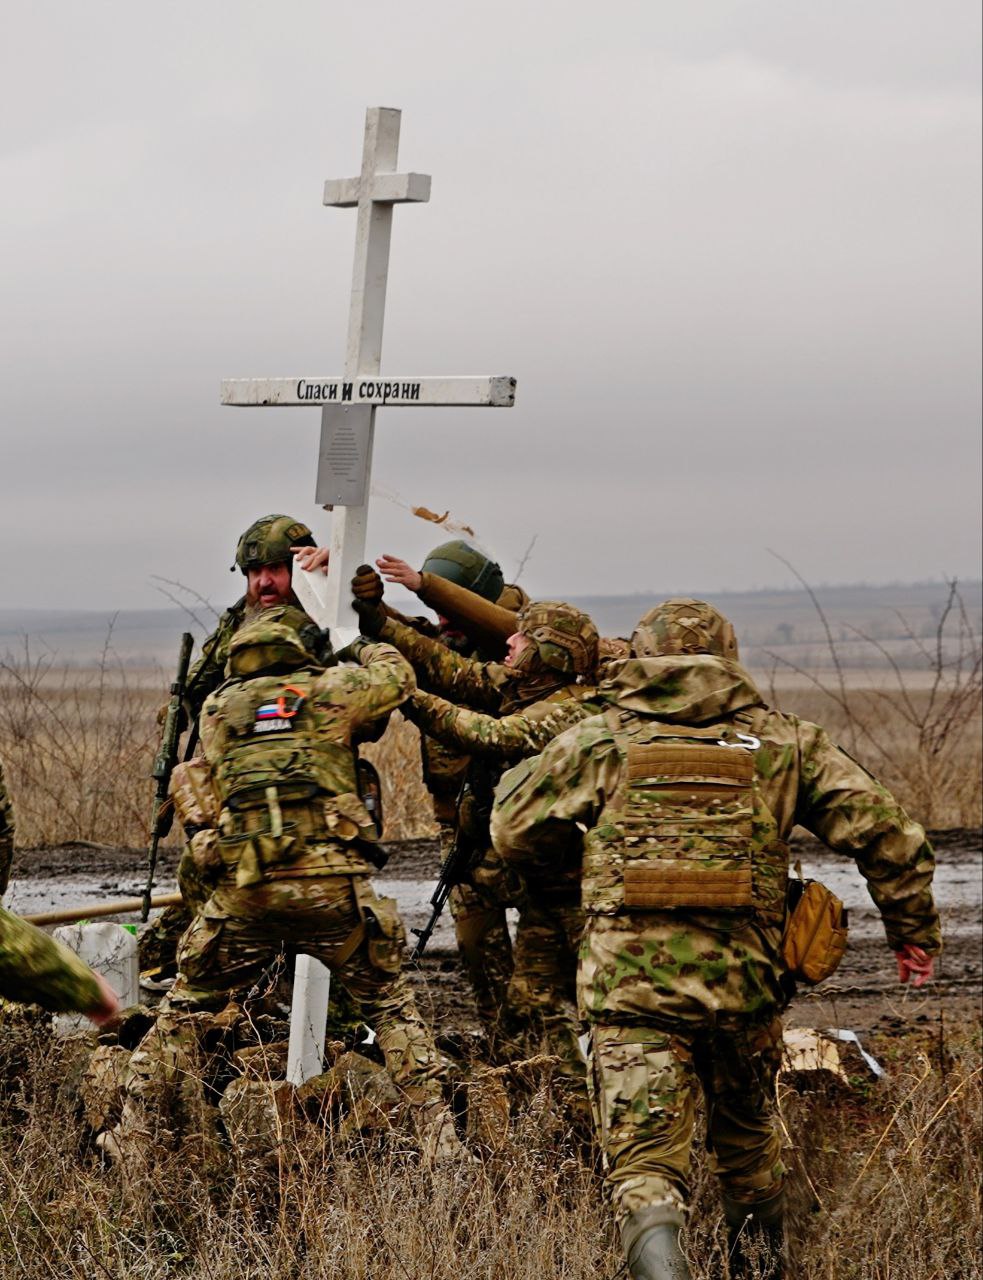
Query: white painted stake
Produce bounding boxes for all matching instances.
[223,107,515,1084]
[286,957,331,1084]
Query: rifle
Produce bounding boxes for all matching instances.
[141,632,194,922]
[411,765,494,960]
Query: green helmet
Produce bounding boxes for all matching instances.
[227,612,316,678]
[516,601,599,677]
[421,540,505,603]
[234,514,315,572]
[632,599,739,661]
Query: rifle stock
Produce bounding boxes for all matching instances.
[141,632,194,922]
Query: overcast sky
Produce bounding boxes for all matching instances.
[2,1,980,611]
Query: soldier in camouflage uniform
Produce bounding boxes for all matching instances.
[117,615,461,1163]
[184,513,329,723]
[142,515,333,971]
[491,600,941,1280]
[353,544,529,1039]
[406,652,604,1075]
[0,758,14,898]
[0,904,119,1021]
[357,588,600,1065]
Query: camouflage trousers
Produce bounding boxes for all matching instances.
[507,898,585,1078]
[120,873,448,1158]
[587,1012,786,1230]
[443,819,515,1036]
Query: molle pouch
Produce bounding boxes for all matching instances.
[621,739,758,911]
[355,882,406,975]
[169,758,221,832]
[781,879,849,984]
[323,793,389,869]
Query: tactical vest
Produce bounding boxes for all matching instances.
[200,667,379,885]
[581,711,789,925]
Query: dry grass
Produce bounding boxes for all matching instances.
[0,1017,977,1278]
[0,592,978,850]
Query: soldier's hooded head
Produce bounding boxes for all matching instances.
[631,598,739,662]
[227,609,329,678]
[511,601,600,679]
[234,514,315,610]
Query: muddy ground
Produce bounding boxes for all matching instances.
[8,828,980,1046]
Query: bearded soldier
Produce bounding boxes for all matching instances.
[355,585,599,1068]
[352,544,529,1039]
[491,599,940,1280]
[115,614,462,1164]
[184,513,330,723]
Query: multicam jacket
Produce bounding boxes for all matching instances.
[0,906,103,1014]
[491,654,941,1025]
[199,641,413,885]
[408,686,602,764]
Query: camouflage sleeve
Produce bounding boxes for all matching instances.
[379,617,505,712]
[0,759,14,896]
[185,603,243,721]
[409,690,599,764]
[491,715,622,863]
[0,906,104,1014]
[794,722,942,955]
[319,641,416,732]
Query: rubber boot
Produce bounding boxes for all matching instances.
[621,1205,693,1280]
[722,1189,786,1280]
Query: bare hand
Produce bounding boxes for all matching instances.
[87,971,121,1027]
[376,555,422,593]
[293,545,329,575]
[895,943,934,988]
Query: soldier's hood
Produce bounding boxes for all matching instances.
[600,654,765,722]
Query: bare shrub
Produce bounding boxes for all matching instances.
[361,710,438,842]
[765,573,982,828]
[0,632,159,848]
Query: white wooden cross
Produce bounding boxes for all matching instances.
[221,107,516,1084]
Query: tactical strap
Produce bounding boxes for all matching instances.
[628,742,754,785]
[330,920,368,968]
[624,864,753,909]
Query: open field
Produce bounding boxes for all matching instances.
[0,593,979,1278]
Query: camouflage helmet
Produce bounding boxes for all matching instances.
[227,612,316,677]
[632,598,739,661]
[234,514,315,572]
[421,540,505,604]
[516,601,599,677]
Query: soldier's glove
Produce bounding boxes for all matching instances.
[352,564,384,604]
[335,637,373,665]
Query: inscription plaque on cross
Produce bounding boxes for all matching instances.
[221,106,516,1084]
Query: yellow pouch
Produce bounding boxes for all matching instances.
[781,879,849,984]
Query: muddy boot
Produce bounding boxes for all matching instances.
[621,1205,693,1280]
[723,1189,786,1280]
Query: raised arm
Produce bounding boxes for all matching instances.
[409,689,598,763]
[321,640,416,733]
[491,717,622,863]
[794,722,942,960]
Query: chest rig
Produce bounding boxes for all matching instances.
[582,711,788,925]
[200,669,379,885]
